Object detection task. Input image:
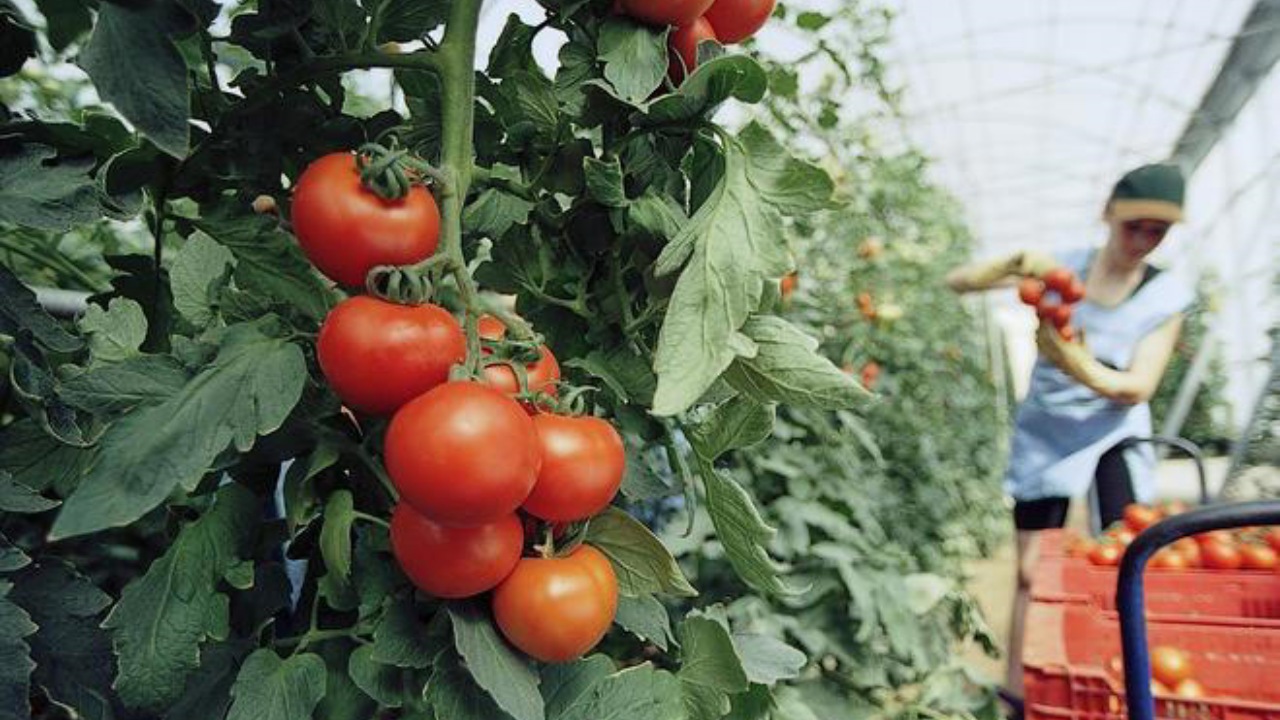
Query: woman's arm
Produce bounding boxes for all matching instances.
[1036,314,1185,405]
[945,250,1060,293]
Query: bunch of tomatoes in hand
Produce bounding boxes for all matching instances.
[1019,266,1086,341]
[1072,501,1280,571]
[615,0,776,83]
[292,151,624,663]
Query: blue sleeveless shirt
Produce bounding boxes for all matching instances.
[1004,248,1194,502]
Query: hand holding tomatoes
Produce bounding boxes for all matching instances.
[291,152,440,287]
[492,544,618,663]
[1019,264,1084,340]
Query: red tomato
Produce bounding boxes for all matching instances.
[1174,678,1205,699]
[1044,302,1072,329]
[1106,528,1136,547]
[1159,500,1189,517]
[385,382,541,525]
[1123,504,1161,533]
[477,316,561,399]
[1240,544,1278,571]
[620,0,715,26]
[1265,528,1280,553]
[703,0,775,43]
[1018,278,1045,306]
[1062,278,1087,304]
[860,361,880,390]
[1173,538,1201,567]
[317,297,464,416]
[1043,267,1074,294]
[492,545,618,663]
[1089,544,1123,567]
[1150,549,1188,570]
[668,17,718,83]
[1150,646,1193,687]
[779,271,798,300]
[390,504,522,598]
[1195,530,1233,548]
[857,291,876,320]
[523,414,625,522]
[291,153,440,287]
[1200,541,1242,570]
[1059,325,1076,342]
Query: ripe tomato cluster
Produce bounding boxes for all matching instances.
[1019,266,1086,341]
[1107,646,1204,698]
[1071,502,1280,572]
[293,152,625,663]
[616,0,776,83]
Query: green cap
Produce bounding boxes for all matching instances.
[1106,163,1185,223]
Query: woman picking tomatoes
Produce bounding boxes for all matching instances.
[946,163,1194,703]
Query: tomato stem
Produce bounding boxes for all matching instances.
[351,511,390,530]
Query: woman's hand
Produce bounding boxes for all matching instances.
[1035,315,1183,405]
[946,250,1059,292]
[1036,322,1095,380]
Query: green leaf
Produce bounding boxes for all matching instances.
[564,347,657,406]
[0,471,59,513]
[688,395,775,461]
[626,191,687,241]
[503,71,561,144]
[678,616,749,720]
[314,641,378,720]
[0,580,36,720]
[101,485,259,713]
[0,420,93,494]
[464,188,535,238]
[0,0,36,76]
[584,508,696,598]
[194,207,335,323]
[51,320,307,538]
[283,443,340,534]
[541,656,614,718]
[554,664,684,720]
[724,684,773,720]
[9,562,116,720]
[227,649,327,720]
[771,687,820,720]
[371,597,436,669]
[597,20,665,104]
[904,574,953,615]
[724,316,870,410]
[794,11,831,31]
[731,635,805,686]
[554,41,596,116]
[737,124,834,215]
[165,642,252,720]
[449,601,544,720]
[487,13,539,79]
[697,459,793,597]
[170,233,236,327]
[348,645,412,709]
[0,262,83,354]
[376,0,447,43]
[424,650,507,720]
[58,354,190,415]
[34,0,92,51]
[636,55,767,125]
[80,2,190,157]
[584,156,628,208]
[0,536,29,573]
[79,298,148,363]
[320,490,355,585]
[0,144,100,230]
[614,595,674,651]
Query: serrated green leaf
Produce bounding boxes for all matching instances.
[564,347,657,405]
[554,41,596,116]
[614,595,674,651]
[635,55,767,125]
[697,459,794,597]
[0,420,92,495]
[584,157,628,208]
[487,13,539,79]
[0,471,58,513]
[371,597,435,669]
[51,320,306,539]
[424,650,507,720]
[320,490,355,585]
[102,485,259,712]
[348,644,410,709]
[737,124,834,215]
[0,144,100,230]
[33,0,91,51]
[724,316,870,410]
[585,508,696,598]
[316,641,379,720]
[542,655,614,718]
[772,686,820,720]
[597,20,665,104]
[0,535,29,573]
[80,2,189,157]
[79,297,147,363]
[678,616,749,720]
[555,664,684,720]
[464,188,535,238]
[9,562,116,720]
[227,649,327,720]
[376,0,447,43]
[448,601,544,720]
[283,443,340,534]
[688,395,775,461]
[731,635,805,686]
[0,580,36,720]
[794,11,831,31]
[0,262,82,354]
[626,191,687,241]
[58,354,189,415]
[724,684,773,720]
[164,642,251,720]
[170,233,236,327]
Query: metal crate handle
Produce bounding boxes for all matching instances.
[1115,436,1211,505]
[1116,499,1280,720]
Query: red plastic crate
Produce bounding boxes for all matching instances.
[1030,531,1280,627]
[1024,602,1280,720]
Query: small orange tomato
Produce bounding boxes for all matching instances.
[1150,646,1193,687]
[1089,544,1123,567]
[1123,503,1161,533]
[1240,544,1278,571]
[1174,678,1206,699]
[1150,549,1189,570]
[1200,542,1243,570]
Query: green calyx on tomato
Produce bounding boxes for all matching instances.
[385,381,541,526]
[492,544,618,663]
[477,314,561,401]
[291,152,441,288]
[317,296,465,416]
